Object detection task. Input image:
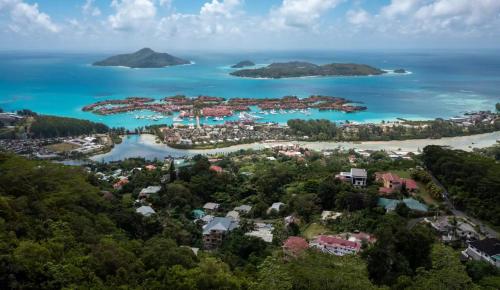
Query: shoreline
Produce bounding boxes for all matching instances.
[90,131,500,161]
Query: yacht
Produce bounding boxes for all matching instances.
[173,116,183,122]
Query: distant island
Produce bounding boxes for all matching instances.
[393,69,407,74]
[230,61,385,79]
[93,48,190,68]
[231,60,255,68]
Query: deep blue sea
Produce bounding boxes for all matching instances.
[1,50,499,129]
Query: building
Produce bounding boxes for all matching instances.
[246,223,274,243]
[283,236,309,258]
[375,172,402,194]
[426,216,479,242]
[321,211,343,222]
[336,168,367,187]
[378,198,428,213]
[234,204,252,214]
[136,205,156,217]
[209,165,224,174]
[226,210,240,221]
[267,202,285,214]
[462,238,500,268]
[203,202,220,213]
[309,235,361,256]
[375,172,419,195]
[192,209,205,219]
[202,217,239,249]
[139,185,162,199]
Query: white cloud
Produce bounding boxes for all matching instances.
[82,0,101,17]
[269,0,342,30]
[346,9,370,25]
[200,0,241,18]
[0,0,60,33]
[108,0,157,31]
[381,0,422,18]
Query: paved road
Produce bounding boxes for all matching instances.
[428,171,499,239]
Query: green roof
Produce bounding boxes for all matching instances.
[192,209,205,219]
[378,198,428,212]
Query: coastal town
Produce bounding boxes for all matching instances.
[82,95,368,119]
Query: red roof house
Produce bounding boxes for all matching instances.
[209,165,224,174]
[403,178,418,192]
[310,235,361,256]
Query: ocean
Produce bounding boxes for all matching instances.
[1,50,499,129]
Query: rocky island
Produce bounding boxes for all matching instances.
[230,61,385,79]
[231,60,255,68]
[93,48,190,68]
[393,69,407,74]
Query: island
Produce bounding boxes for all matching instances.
[230,61,385,79]
[393,69,407,74]
[231,60,255,68]
[92,48,190,68]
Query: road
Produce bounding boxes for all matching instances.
[428,171,499,239]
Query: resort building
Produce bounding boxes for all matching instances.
[202,217,239,249]
[309,235,361,256]
[336,168,367,187]
[462,238,500,268]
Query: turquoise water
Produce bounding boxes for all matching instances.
[1,50,499,129]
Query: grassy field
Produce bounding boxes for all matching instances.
[391,170,412,179]
[414,181,438,206]
[302,223,330,239]
[45,142,80,153]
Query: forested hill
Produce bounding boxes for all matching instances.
[423,146,500,225]
[30,115,109,138]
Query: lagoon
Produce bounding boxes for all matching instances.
[91,132,500,162]
[1,50,499,129]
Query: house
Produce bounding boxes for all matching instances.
[283,236,309,258]
[321,211,342,222]
[234,204,252,214]
[209,165,224,174]
[404,178,419,192]
[268,202,285,214]
[309,235,361,256]
[426,216,479,242]
[462,238,500,268]
[202,217,239,249]
[145,165,157,171]
[136,205,156,217]
[378,198,428,213]
[226,210,240,221]
[203,202,220,213]
[113,177,129,190]
[139,185,162,199]
[336,168,367,187]
[375,172,402,194]
[246,223,274,243]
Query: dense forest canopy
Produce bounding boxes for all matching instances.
[423,146,500,225]
[30,115,109,138]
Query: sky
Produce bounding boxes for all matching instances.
[0,0,499,52]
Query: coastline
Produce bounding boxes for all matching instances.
[90,131,500,161]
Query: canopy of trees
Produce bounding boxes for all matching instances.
[422,145,500,225]
[30,115,109,138]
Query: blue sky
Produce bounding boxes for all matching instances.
[0,0,499,51]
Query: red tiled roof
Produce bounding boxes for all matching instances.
[316,235,361,251]
[283,236,309,253]
[403,179,418,190]
[209,165,223,173]
[382,172,401,182]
